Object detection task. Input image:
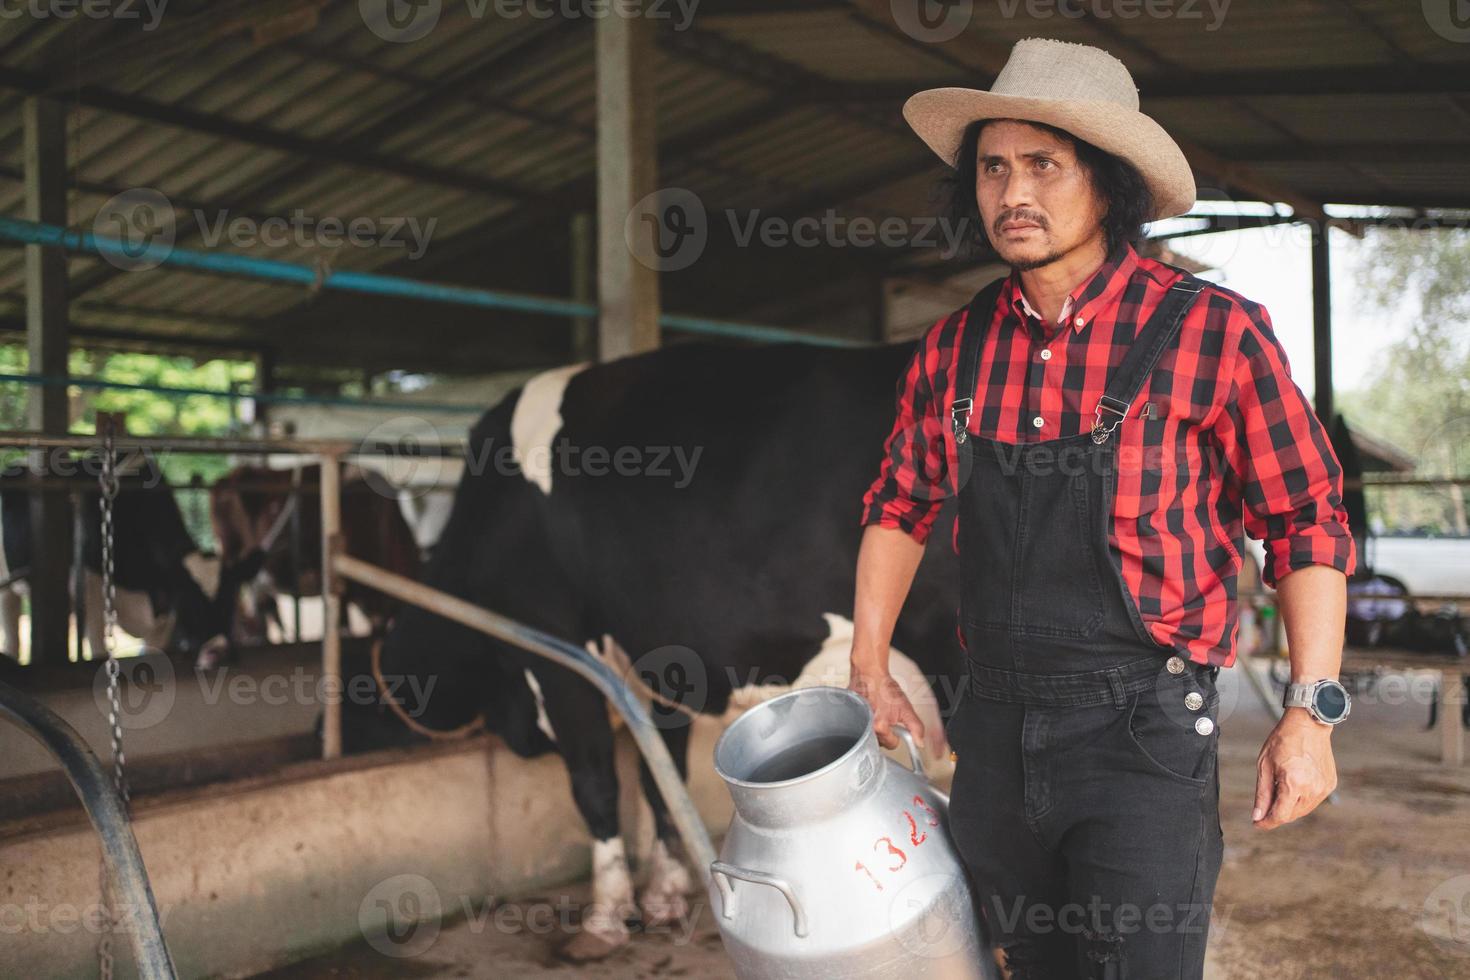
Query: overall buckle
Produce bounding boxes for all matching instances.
[951,398,973,445]
[1089,394,1130,444]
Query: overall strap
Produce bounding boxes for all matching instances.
[950,276,1007,445]
[1090,272,1206,445]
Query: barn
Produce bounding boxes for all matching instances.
[0,3,1467,978]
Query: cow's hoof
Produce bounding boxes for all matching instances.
[639,839,694,926]
[638,887,689,927]
[194,639,231,671]
[560,911,629,962]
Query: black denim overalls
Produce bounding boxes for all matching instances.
[943,271,1226,980]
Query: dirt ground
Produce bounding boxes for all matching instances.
[261,665,1470,979]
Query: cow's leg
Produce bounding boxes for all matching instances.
[533,669,635,959]
[635,721,696,926]
[0,587,20,657]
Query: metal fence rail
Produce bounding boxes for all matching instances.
[0,678,177,980]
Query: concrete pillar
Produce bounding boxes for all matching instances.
[23,96,72,667]
[596,11,660,361]
[1311,219,1334,426]
[569,211,597,363]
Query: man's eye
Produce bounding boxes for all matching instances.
[1036,159,1055,170]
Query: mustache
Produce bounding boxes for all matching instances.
[996,212,1046,232]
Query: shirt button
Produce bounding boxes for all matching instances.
[1194,717,1215,736]
[1074,316,1085,327]
[1031,416,1044,429]
[1166,656,1186,675]
[1039,348,1052,361]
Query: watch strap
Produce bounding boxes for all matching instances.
[1282,683,1315,709]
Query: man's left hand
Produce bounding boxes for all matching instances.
[1253,708,1337,830]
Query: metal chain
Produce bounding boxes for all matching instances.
[97,417,125,980]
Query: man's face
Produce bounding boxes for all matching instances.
[973,120,1106,270]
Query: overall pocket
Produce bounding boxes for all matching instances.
[960,439,1108,638]
[1124,676,1217,787]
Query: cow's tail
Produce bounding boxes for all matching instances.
[371,637,486,741]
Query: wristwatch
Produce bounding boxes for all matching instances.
[1282,678,1352,726]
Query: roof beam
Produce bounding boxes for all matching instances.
[795,65,1470,104]
[62,16,579,303]
[0,65,553,205]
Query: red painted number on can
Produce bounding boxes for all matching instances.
[904,809,927,846]
[874,836,907,872]
[854,860,884,891]
[913,795,941,827]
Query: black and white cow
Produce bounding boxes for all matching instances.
[343,341,964,955]
[0,455,231,661]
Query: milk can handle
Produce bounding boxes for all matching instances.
[892,724,926,778]
[710,861,809,938]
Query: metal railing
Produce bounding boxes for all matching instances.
[0,678,177,979]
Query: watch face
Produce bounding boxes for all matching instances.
[1313,682,1349,723]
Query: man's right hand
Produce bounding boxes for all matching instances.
[848,663,926,751]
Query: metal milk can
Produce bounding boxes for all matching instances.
[709,686,993,979]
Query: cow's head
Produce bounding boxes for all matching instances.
[360,602,555,757]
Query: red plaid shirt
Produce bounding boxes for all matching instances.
[860,240,1356,667]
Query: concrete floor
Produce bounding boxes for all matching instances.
[257,664,1470,979]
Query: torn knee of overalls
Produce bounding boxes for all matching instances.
[1082,927,1125,978]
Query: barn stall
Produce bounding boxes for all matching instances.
[0,3,1468,978]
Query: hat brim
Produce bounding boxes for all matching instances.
[902,87,1196,223]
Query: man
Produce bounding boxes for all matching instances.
[848,38,1355,979]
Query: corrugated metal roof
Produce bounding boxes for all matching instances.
[0,0,1464,377]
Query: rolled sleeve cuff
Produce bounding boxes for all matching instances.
[858,500,936,546]
[1262,525,1357,589]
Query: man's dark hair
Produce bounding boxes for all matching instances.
[940,117,1154,260]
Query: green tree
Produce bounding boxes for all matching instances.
[1338,226,1470,535]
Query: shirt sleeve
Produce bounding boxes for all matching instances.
[859,324,951,545]
[1216,300,1357,588]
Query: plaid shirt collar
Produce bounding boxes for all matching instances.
[1004,238,1140,335]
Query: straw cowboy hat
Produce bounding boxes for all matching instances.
[903,37,1196,222]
